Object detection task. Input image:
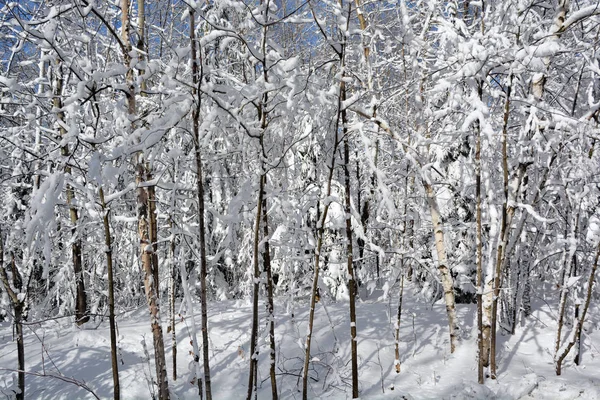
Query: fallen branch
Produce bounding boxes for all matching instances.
[0,369,100,399]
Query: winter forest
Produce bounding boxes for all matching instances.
[1,0,600,398]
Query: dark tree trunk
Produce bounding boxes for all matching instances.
[0,233,26,400]
[341,82,359,398]
[99,188,120,399]
[261,175,278,400]
[15,303,25,400]
[190,9,213,399]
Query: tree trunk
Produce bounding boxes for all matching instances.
[178,251,203,398]
[555,209,579,358]
[138,165,170,399]
[302,74,344,400]
[573,303,581,365]
[302,4,351,397]
[556,244,599,375]
[0,232,25,400]
[169,217,177,381]
[148,178,160,300]
[15,303,25,400]
[99,187,120,400]
[341,81,359,398]
[475,82,484,384]
[121,0,169,397]
[247,173,263,400]
[490,74,533,379]
[52,60,88,325]
[353,0,378,284]
[424,182,458,353]
[394,275,404,373]
[189,9,213,400]
[302,175,335,400]
[261,175,278,400]
[247,2,278,396]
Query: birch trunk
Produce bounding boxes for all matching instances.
[411,0,459,354]
[121,0,169,397]
[353,0,378,283]
[424,182,458,353]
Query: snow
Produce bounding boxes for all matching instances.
[563,5,600,31]
[1,285,599,399]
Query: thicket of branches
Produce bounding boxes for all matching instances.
[1,0,600,398]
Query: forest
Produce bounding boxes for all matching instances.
[1,0,600,399]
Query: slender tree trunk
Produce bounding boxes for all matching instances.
[482,73,506,372]
[353,0,378,284]
[14,302,25,400]
[247,174,263,400]
[555,209,579,357]
[0,233,25,400]
[341,80,359,398]
[490,102,509,379]
[556,119,595,374]
[302,3,352,398]
[472,76,485,383]
[148,176,160,299]
[573,303,581,365]
[395,145,413,371]
[169,218,177,381]
[302,74,344,400]
[136,0,160,303]
[52,60,88,325]
[189,9,213,400]
[424,182,458,353]
[556,244,600,375]
[394,274,404,373]
[302,170,336,400]
[261,175,278,400]
[490,74,529,379]
[405,0,458,354]
[33,51,46,191]
[121,0,169,397]
[99,188,120,400]
[475,108,484,384]
[177,251,203,398]
[247,3,278,396]
[137,165,170,399]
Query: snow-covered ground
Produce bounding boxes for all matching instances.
[1,286,599,399]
